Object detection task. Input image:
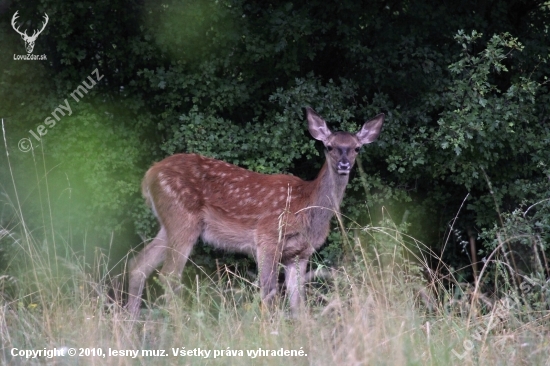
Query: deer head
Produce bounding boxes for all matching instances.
[306,107,385,175]
[11,11,49,54]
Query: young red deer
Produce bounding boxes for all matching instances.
[127,107,384,316]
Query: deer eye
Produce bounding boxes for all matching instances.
[327,146,333,151]
[354,147,360,152]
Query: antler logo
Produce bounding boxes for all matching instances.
[11,11,49,54]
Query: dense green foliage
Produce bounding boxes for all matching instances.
[1,0,549,281]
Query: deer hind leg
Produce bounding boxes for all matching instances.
[284,256,308,316]
[127,226,168,316]
[158,215,202,302]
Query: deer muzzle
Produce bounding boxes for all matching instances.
[337,161,351,174]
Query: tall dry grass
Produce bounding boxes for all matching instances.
[2,214,549,365]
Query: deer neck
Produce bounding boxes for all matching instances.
[313,162,350,209]
[304,162,350,245]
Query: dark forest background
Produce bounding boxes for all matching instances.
[1,0,549,285]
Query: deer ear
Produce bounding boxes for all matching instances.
[356,113,384,145]
[306,107,332,143]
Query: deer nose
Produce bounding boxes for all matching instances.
[337,161,351,173]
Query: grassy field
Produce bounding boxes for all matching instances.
[1,214,549,366]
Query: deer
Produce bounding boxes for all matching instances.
[11,11,49,54]
[126,107,384,317]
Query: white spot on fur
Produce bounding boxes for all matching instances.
[158,176,176,197]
